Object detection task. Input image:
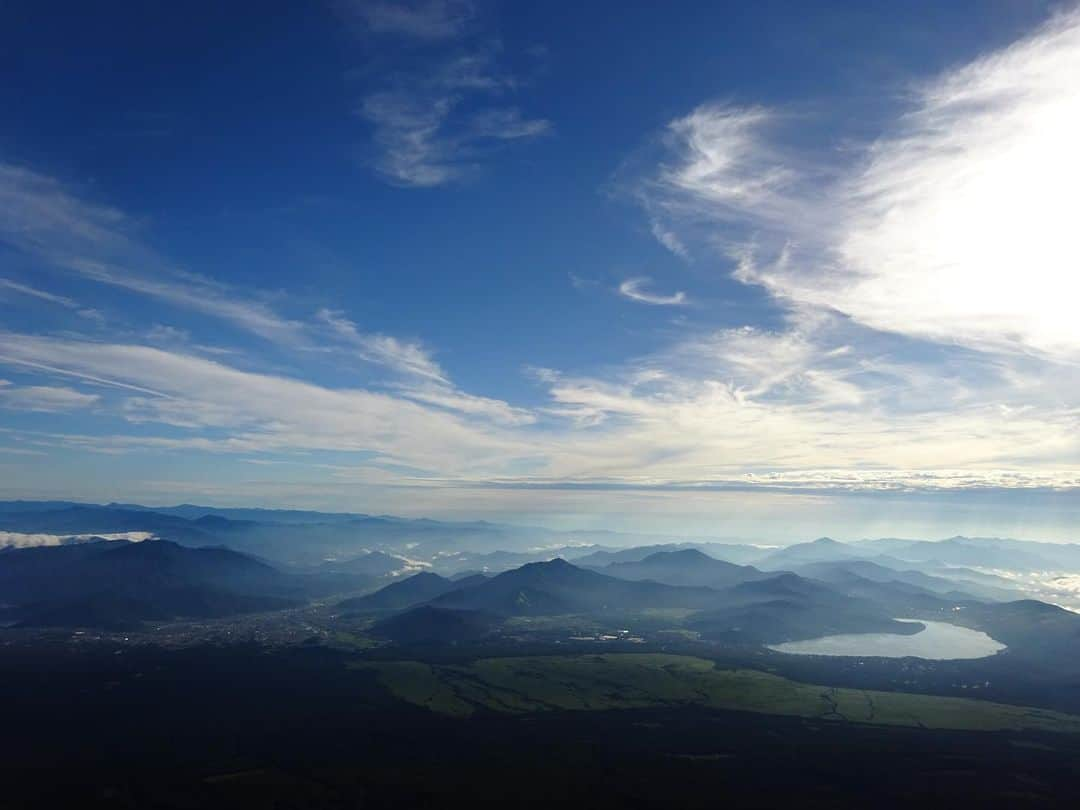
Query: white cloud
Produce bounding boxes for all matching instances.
[618,277,687,306]
[398,382,536,426]
[0,531,154,549]
[0,164,307,346]
[0,278,105,326]
[0,162,533,433]
[0,332,535,475]
[588,9,1080,506]
[0,164,128,259]
[0,278,80,309]
[468,108,552,140]
[360,89,550,187]
[315,308,534,424]
[649,221,688,258]
[0,278,103,324]
[0,164,468,382]
[644,10,1080,362]
[66,258,308,346]
[0,380,100,412]
[345,0,474,40]
[145,324,191,344]
[823,10,1080,359]
[436,50,517,92]
[361,91,464,186]
[523,308,1080,489]
[317,308,448,381]
[352,15,549,187]
[1,323,1079,497]
[661,105,798,218]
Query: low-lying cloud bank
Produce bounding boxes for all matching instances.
[0,531,155,549]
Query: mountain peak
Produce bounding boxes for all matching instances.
[524,557,575,570]
[409,571,449,584]
[643,548,713,562]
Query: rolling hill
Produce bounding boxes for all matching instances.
[338,571,462,612]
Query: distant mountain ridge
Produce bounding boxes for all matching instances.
[3,500,1074,621]
[0,539,354,628]
[1,520,1060,649]
[598,549,771,589]
[0,501,766,565]
[431,558,732,616]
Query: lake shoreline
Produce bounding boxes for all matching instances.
[766,619,1007,660]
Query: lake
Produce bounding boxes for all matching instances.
[767,619,1006,660]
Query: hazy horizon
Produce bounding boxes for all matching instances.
[4,494,1080,546]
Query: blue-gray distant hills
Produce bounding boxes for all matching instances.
[6,499,1080,650]
[0,538,384,630]
[0,501,765,566]
[350,556,932,645]
[10,500,1079,576]
[594,548,771,588]
[431,558,725,615]
[0,540,302,629]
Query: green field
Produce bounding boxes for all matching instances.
[359,653,1080,734]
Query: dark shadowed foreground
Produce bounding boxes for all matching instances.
[6,642,1080,809]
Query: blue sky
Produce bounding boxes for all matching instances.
[2,1,1080,540]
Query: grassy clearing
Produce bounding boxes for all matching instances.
[359,653,1080,734]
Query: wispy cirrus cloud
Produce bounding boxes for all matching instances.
[0,157,544,438]
[360,92,464,186]
[641,10,1080,362]
[70,258,309,346]
[316,307,448,382]
[530,329,1080,488]
[0,162,493,399]
[0,277,103,323]
[349,5,550,187]
[0,163,308,345]
[648,221,688,259]
[398,381,536,426]
[0,380,100,412]
[3,141,1076,497]
[588,8,1080,509]
[659,105,800,222]
[1,320,1079,499]
[5,7,1080,514]
[316,308,535,425]
[341,0,474,40]
[0,331,536,473]
[359,69,550,187]
[468,107,551,140]
[617,277,688,306]
[1,278,77,309]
